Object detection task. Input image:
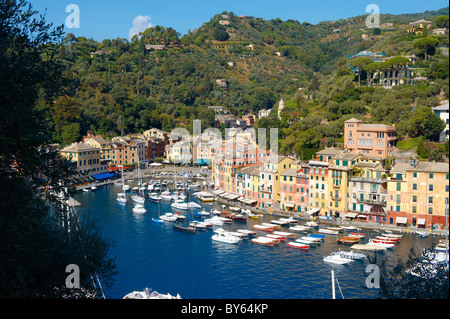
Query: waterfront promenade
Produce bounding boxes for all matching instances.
[75,165,447,238]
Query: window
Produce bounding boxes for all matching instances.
[429,184,433,191]
[412,183,417,190]
[412,195,417,202]
[413,172,417,178]
[396,183,401,191]
[429,173,433,179]
[428,196,433,204]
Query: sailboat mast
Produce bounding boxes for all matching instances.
[331,270,336,299]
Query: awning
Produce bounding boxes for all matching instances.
[195,158,211,165]
[149,162,162,166]
[306,208,320,215]
[92,172,115,180]
[284,202,295,208]
[213,189,225,195]
[345,212,358,219]
[396,217,408,224]
[246,199,257,205]
[417,218,426,225]
[356,214,367,219]
[228,194,240,200]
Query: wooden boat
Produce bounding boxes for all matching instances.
[319,228,339,235]
[253,224,273,232]
[251,237,274,246]
[273,231,296,238]
[288,242,309,250]
[173,224,196,233]
[266,234,285,241]
[336,236,360,245]
[375,236,400,243]
[350,244,387,251]
[230,214,247,222]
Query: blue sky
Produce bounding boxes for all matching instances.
[31,0,448,41]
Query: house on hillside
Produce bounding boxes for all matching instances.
[407,19,432,35]
[432,101,449,141]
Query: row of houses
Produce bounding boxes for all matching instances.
[211,119,449,229]
[59,128,170,176]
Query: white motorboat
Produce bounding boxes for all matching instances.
[90,186,97,191]
[332,250,366,260]
[189,221,207,230]
[117,192,127,204]
[160,191,173,201]
[204,216,224,226]
[132,204,146,214]
[131,194,145,204]
[160,213,177,222]
[171,199,187,210]
[188,202,202,209]
[148,193,161,201]
[323,254,354,265]
[122,184,131,191]
[212,231,241,244]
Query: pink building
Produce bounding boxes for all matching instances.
[344,118,396,158]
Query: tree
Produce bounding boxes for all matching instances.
[413,37,440,61]
[349,57,373,86]
[213,25,229,41]
[435,15,449,29]
[375,247,448,299]
[409,107,446,141]
[0,0,116,298]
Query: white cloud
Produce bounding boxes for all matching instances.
[128,15,154,40]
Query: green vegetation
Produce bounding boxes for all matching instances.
[0,0,116,298]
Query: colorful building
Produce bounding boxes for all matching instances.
[344,118,396,158]
[387,161,449,228]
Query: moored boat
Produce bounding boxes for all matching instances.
[273,231,295,238]
[319,228,339,235]
[323,254,354,264]
[332,250,366,260]
[296,238,316,246]
[336,236,360,245]
[266,234,286,241]
[289,225,311,232]
[351,244,387,251]
[237,229,257,236]
[251,237,275,246]
[288,242,309,250]
[348,232,365,239]
[253,224,273,232]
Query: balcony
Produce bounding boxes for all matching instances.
[331,196,341,201]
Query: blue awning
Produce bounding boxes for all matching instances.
[92,172,115,180]
[195,159,211,165]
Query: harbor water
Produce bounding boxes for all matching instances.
[74,183,437,299]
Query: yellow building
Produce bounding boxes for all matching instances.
[327,152,362,218]
[60,142,108,175]
[387,161,449,228]
[260,156,294,210]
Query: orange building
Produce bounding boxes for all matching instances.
[344,118,396,158]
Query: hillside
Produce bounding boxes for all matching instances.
[40,7,449,162]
